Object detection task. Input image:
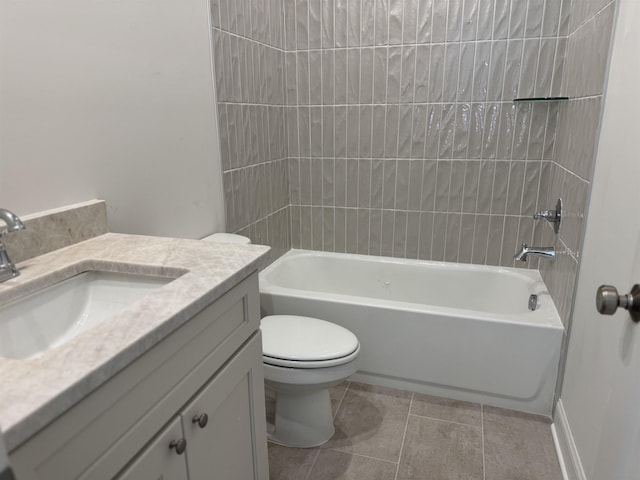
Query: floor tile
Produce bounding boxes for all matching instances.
[410,392,482,427]
[324,382,412,462]
[307,449,397,480]
[330,381,350,417]
[483,406,563,480]
[267,442,319,480]
[397,415,483,480]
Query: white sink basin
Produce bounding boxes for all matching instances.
[0,271,174,360]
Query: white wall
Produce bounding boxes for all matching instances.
[557,0,640,478]
[0,0,225,238]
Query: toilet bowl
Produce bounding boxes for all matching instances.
[201,235,359,446]
[260,315,360,448]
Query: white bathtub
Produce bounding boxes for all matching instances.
[259,249,564,415]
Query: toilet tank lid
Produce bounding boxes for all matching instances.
[202,233,251,244]
[261,315,359,362]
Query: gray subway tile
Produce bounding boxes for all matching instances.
[335,207,347,252]
[418,212,434,260]
[417,0,434,43]
[347,0,361,47]
[400,46,417,103]
[406,211,421,259]
[381,210,395,257]
[472,214,490,264]
[459,214,476,263]
[388,0,404,45]
[323,206,335,251]
[445,213,462,262]
[308,0,322,49]
[360,48,374,104]
[335,0,348,47]
[393,211,408,257]
[322,0,335,48]
[477,0,495,40]
[446,0,463,42]
[432,0,447,42]
[358,159,372,208]
[347,49,361,104]
[369,209,383,256]
[387,46,402,103]
[322,50,335,105]
[457,43,475,102]
[395,160,410,210]
[375,0,390,45]
[431,212,447,260]
[361,0,376,46]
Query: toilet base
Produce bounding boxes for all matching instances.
[268,387,335,448]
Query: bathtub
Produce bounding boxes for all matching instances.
[259,249,564,415]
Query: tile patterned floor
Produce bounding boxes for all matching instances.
[267,382,563,480]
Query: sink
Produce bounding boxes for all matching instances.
[0,271,174,360]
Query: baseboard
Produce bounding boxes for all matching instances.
[553,400,587,480]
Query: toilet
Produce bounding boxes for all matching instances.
[260,315,360,447]
[203,234,361,447]
[202,232,252,245]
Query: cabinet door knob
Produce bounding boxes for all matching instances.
[192,413,209,429]
[169,438,187,455]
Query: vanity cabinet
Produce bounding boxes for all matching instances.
[9,272,269,480]
[117,334,264,480]
[117,417,188,480]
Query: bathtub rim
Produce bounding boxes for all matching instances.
[260,249,563,330]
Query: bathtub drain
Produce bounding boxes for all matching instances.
[528,294,538,311]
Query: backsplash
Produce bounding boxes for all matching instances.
[285,0,571,267]
[1,200,108,264]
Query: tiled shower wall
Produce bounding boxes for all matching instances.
[534,0,617,400]
[286,0,571,266]
[211,0,291,261]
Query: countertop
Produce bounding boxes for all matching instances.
[0,233,270,451]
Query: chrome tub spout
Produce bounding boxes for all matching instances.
[514,243,555,262]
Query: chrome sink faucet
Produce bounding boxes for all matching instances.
[514,243,555,262]
[0,208,26,283]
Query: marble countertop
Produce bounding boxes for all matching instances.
[0,233,270,451]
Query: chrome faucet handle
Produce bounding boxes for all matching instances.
[0,208,25,236]
[533,199,562,234]
[0,208,25,283]
[533,210,554,220]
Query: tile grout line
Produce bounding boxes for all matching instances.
[323,447,400,466]
[481,403,486,480]
[393,392,413,480]
[406,412,483,430]
[304,449,322,480]
[332,380,351,420]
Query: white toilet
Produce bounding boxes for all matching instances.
[202,232,252,245]
[202,234,360,447]
[260,315,360,447]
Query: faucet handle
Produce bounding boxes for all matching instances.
[0,208,25,236]
[533,210,553,220]
[533,199,562,234]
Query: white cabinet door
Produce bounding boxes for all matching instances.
[116,417,188,480]
[181,334,269,480]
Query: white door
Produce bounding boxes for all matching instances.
[559,1,640,478]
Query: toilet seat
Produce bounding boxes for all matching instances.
[261,315,360,369]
